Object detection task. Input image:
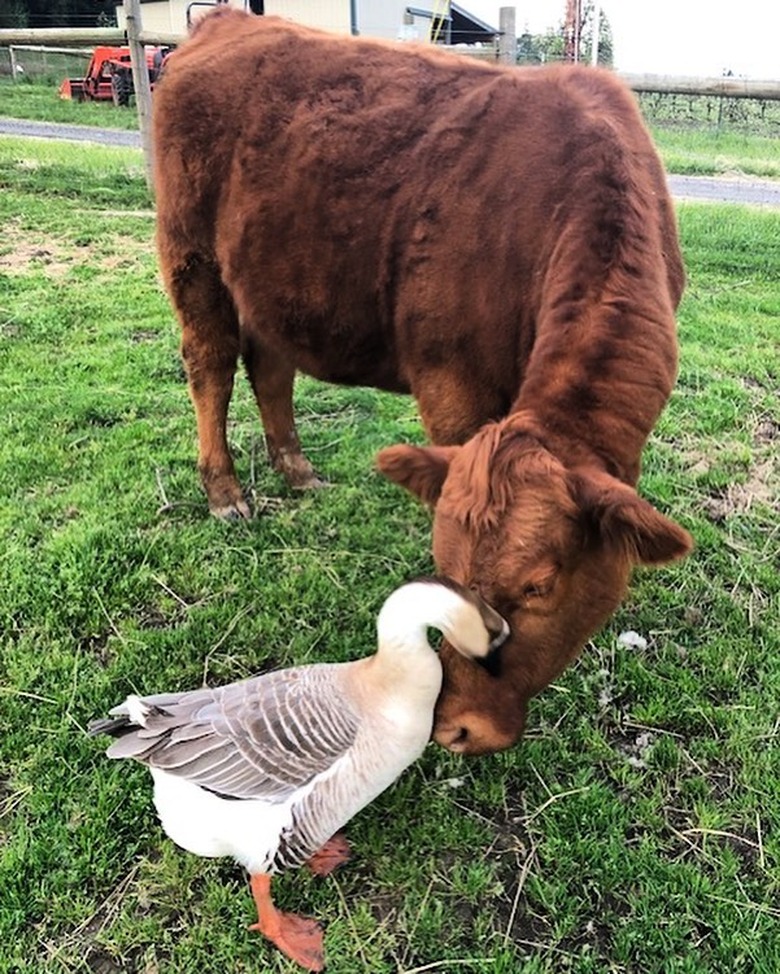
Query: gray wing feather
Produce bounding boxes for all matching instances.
[106,665,360,801]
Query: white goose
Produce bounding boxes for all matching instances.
[89,577,508,971]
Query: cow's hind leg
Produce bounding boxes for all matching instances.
[241,335,324,489]
[171,256,249,519]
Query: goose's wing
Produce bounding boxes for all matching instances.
[104,665,360,802]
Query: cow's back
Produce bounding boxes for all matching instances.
[154,10,680,405]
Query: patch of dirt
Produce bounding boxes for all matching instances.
[702,458,777,521]
[38,875,147,973]
[130,329,160,343]
[136,605,173,630]
[754,417,779,445]
[0,238,74,278]
[98,234,156,272]
[556,892,631,960]
[662,803,763,876]
[680,416,779,523]
[85,949,127,974]
[450,790,544,942]
[82,633,115,668]
[0,217,155,279]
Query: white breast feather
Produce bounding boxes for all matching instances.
[149,705,431,875]
[150,751,354,874]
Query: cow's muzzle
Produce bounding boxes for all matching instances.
[434,639,527,755]
[433,709,525,755]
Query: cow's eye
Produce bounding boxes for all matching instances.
[520,567,559,601]
[521,581,551,599]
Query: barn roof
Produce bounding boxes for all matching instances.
[450,3,499,43]
[405,3,499,45]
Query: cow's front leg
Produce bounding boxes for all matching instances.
[412,367,503,446]
[241,336,324,489]
[173,261,249,519]
[182,337,248,519]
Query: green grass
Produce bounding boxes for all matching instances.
[0,77,141,130]
[649,127,780,179]
[0,138,779,974]
[0,136,148,206]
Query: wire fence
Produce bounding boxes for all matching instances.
[637,90,780,137]
[3,45,90,82]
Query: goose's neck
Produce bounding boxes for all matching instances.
[376,582,460,652]
[375,581,466,663]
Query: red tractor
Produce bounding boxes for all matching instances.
[59,45,169,107]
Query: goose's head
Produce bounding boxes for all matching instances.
[377,577,509,668]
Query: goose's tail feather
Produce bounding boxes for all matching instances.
[87,714,134,737]
[88,692,181,746]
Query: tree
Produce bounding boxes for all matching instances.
[0,2,28,28]
[578,2,614,66]
[517,1,613,68]
[517,27,565,64]
[0,0,116,28]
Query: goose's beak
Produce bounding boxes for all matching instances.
[476,616,510,677]
[489,617,510,652]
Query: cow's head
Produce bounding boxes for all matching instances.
[377,417,692,755]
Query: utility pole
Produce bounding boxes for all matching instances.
[564,0,581,62]
[498,6,517,64]
[591,0,600,65]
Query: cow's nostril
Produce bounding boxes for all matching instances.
[434,712,522,755]
[433,723,471,753]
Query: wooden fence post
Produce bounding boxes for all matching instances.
[124,0,154,196]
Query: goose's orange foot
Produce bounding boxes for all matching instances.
[249,912,324,972]
[306,832,351,876]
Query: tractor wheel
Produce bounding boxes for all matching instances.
[111,69,132,108]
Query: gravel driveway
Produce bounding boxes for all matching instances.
[667,173,780,208]
[0,116,142,148]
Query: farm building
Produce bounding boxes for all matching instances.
[113,0,498,45]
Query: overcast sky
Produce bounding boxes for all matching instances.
[463,0,780,79]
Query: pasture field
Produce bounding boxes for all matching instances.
[651,127,780,180]
[0,137,778,974]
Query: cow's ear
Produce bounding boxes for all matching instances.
[571,467,693,566]
[376,444,457,506]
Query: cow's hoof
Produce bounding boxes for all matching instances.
[271,449,326,490]
[209,497,252,520]
[291,474,329,491]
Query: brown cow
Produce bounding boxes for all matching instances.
[154,9,693,755]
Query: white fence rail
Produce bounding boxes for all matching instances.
[620,73,780,101]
